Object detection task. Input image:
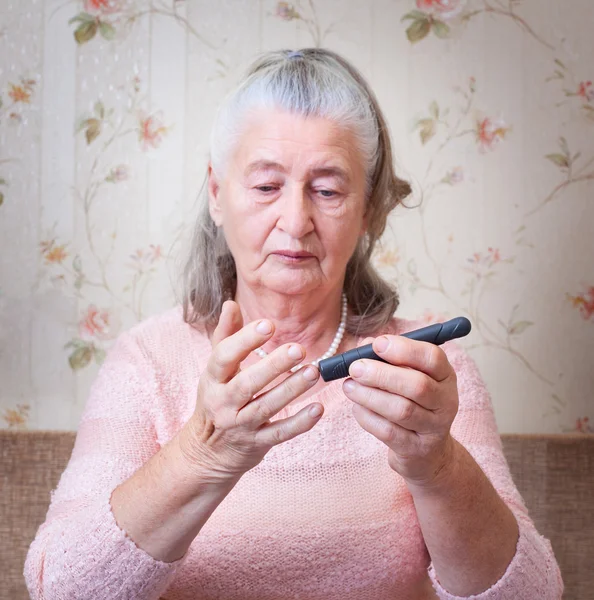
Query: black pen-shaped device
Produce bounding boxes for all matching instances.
[318,316,472,382]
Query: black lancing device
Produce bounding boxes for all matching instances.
[318,316,472,382]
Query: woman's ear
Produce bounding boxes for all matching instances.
[208,163,223,226]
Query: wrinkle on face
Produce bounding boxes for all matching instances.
[211,108,367,297]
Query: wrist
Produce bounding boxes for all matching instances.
[405,435,461,497]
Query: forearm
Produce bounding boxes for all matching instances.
[407,437,519,596]
[111,421,241,563]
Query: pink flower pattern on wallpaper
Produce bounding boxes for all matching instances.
[8,81,34,104]
[1,1,592,432]
[547,58,594,122]
[1,404,30,429]
[476,117,510,152]
[41,240,69,265]
[464,247,511,277]
[411,80,511,154]
[138,112,169,151]
[567,286,594,321]
[83,0,122,14]
[393,71,571,393]
[37,75,170,377]
[276,2,300,21]
[0,77,37,207]
[574,417,593,434]
[577,81,594,102]
[65,306,119,371]
[79,305,116,341]
[128,244,163,270]
[402,0,554,48]
[372,245,400,269]
[401,0,466,44]
[416,0,465,20]
[69,0,216,49]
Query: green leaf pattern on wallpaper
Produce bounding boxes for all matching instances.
[0,0,592,432]
[374,0,592,435]
[39,74,170,371]
[402,0,554,49]
[68,0,219,50]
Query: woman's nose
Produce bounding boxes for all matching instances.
[276,186,314,238]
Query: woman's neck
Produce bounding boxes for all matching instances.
[234,283,349,361]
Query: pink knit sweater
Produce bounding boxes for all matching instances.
[25,307,563,600]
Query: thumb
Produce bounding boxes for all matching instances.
[211,300,244,347]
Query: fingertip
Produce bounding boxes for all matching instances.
[373,335,390,354]
[302,364,319,381]
[308,403,323,418]
[222,300,244,326]
[256,319,273,335]
[214,301,240,344]
[221,300,236,319]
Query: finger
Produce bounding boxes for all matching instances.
[231,344,312,407]
[348,361,442,410]
[351,402,418,448]
[211,301,244,348]
[372,335,452,382]
[255,401,324,447]
[342,378,435,432]
[208,314,274,383]
[239,364,320,422]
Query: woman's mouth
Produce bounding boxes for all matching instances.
[272,250,315,263]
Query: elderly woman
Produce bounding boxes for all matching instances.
[25,48,562,600]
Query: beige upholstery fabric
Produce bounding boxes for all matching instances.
[500,434,594,600]
[1,431,592,600]
[1,431,77,600]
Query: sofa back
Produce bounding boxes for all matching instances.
[1,431,593,599]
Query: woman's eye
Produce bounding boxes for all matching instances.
[316,189,337,198]
[256,185,277,193]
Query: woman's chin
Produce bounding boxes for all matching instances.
[261,271,322,296]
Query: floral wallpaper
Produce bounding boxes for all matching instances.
[0,0,592,433]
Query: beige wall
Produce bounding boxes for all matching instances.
[1,0,592,433]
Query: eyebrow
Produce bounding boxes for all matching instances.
[243,160,351,183]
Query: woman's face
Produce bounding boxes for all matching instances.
[208,108,368,297]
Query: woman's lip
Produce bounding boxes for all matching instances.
[273,251,314,258]
[272,252,315,262]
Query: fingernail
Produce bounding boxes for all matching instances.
[288,344,303,360]
[256,320,272,335]
[302,366,318,381]
[375,336,389,353]
[309,404,322,417]
[343,379,356,392]
[350,362,365,378]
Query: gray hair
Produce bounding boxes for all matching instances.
[182,48,412,336]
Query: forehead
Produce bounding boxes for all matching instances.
[232,108,364,177]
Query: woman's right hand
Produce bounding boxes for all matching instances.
[180,300,324,482]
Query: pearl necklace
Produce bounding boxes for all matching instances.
[254,292,348,373]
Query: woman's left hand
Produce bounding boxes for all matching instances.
[342,334,460,488]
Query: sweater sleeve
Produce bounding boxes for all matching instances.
[427,341,564,600]
[24,331,187,600]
